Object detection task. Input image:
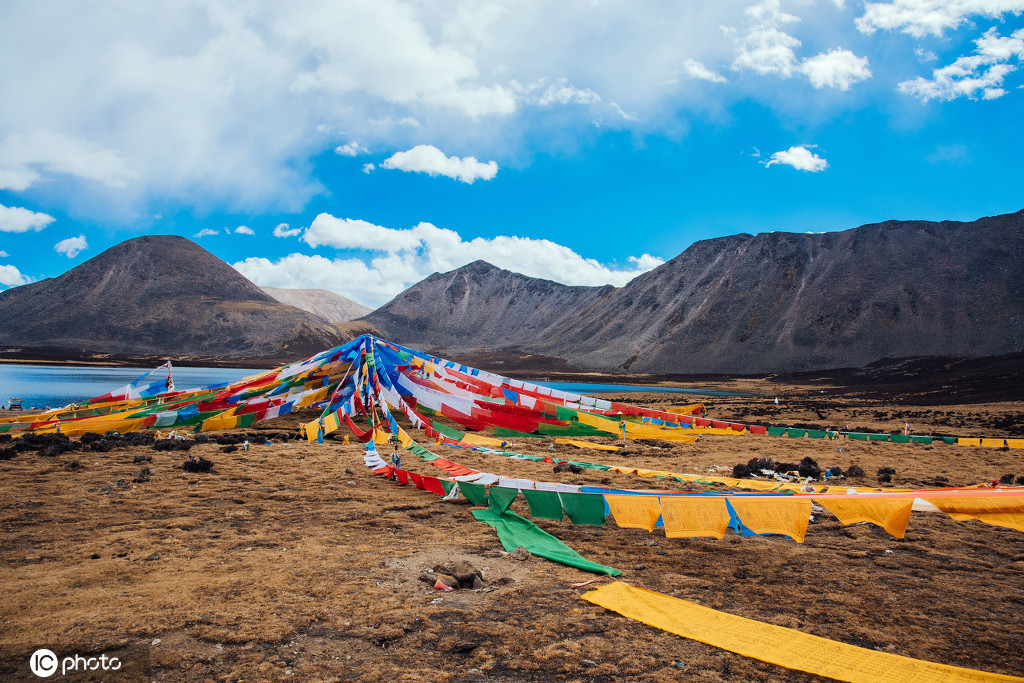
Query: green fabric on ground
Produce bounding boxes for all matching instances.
[847,433,868,441]
[559,491,607,526]
[472,509,620,575]
[806,430,827,439]
[431,421,466,441]
[939,436,957,445]
[493,427,544,438]
[911,436,933,444]
[521,489,564,520]
[459,481,489,506]
[440,480,455,494]
[890,434,911,443]
[787,429,807,438]
[488,486,519,515]
[537,423,616,437]
[767,427,787,437]
[869,434,891,442]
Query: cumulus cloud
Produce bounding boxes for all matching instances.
[728,0,802,78]
[897,27,1024,101]
[727,1,871,90]
[763,145,828,171]
[801,49,872,90]
[681,59,728,83]
[0,264,31,288]
[0,203,55,232]
[0,130,135,192]
[380,144,498,183]
[0,250,8,257]
[536,78,602,105]
[334,141,369,156]
[857,0,1024,38]
[54,234,88,258]
[362,163,376,174]
[193,228,220,238]
[234,225,255,235]
[273,222,302,238]
[233,213,664,307]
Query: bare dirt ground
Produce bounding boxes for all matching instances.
[2,376,1024,681]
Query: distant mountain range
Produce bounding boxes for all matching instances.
[1,210,1020,372]
[362,209,1024,373]
[261,287,371,323]
[0,235,348,363]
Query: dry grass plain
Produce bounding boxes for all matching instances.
[2,375,1023,682]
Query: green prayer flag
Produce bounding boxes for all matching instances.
[559,491,607,526]
[521,489,564,520]
[459,481,489,506]
[471,509,620,575]
[488,486,519,515]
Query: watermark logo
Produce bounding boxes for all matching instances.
[28,649,57,678]
[27,649,122,678]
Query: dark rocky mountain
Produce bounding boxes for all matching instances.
[364,259,614,349]
[363,210,1024,373]
[0,235,346,362]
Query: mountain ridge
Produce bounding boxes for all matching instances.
[0,235,347,361]
[362,209,1024,373]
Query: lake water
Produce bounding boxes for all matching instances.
[0,364,261,410]
[0,364,746,410]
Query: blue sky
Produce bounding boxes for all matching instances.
[1,1,1022,307]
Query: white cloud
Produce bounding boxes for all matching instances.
[898,27,1024,101]
[193,228,220,238]
[0,203,55,232]
[362,163,376,174]
[0,264,31,288]
[273,222,302,238]
[681,59,728,83]
[537,78,602,105]
[0,250,8,257]
[856,0,1024,38]
[234,213,665,307]
[728,2,872,90]
[334,141,369,156]
[234,225,255,235]
[728,0,803,78]
[54,234,88,258]
[763,145,828,171]
[801,49,872,90]
[0,130,135,192]
[380,144,498,183]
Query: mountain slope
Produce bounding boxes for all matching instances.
[365,210,1024,373]
[261,287,372,323]
[362,260,614,349]
[0,235,346,360]
[547,210,1024,373]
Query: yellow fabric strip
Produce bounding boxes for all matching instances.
[728,497,813,543]
[606,495,662,532]
[659,496,731,539]
[581,581,1024,683]
[555,438,621,451]
[981,438,1006,448]
[818,498,914,538]
[930,496,1024,533]
[958,437,981,447]
[1006,439,1024,449]
[461,432,506,447]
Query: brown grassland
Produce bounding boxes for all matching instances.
[2,374,1024,681]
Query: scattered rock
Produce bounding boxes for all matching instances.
[553,461,583,474]
[877,467,896,483]
[90,553,100,560]
[133,454,152,463]
[183,456,215,473]
[506,546,531,561]
[145,554,161,561]
[847,465,865,477]
[451,642,478,654]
